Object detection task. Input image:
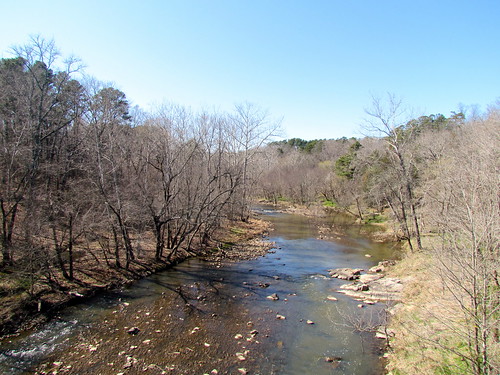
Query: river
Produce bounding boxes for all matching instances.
[0,207,397,374]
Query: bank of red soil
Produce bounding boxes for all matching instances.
[0,217,273,339]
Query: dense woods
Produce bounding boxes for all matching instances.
[0,38,278,296]
[0,38,498,374]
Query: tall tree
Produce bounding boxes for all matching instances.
[363,93,422,251]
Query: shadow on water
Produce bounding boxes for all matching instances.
[0,207,396,374]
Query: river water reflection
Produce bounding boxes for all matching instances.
[0,207,397,374]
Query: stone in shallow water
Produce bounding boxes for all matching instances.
[266,293,279,301]
[127,327,140,335]
[235,352,246,361]
[325,356,342,362]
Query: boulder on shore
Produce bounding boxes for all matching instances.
[368,260,396,273]
[338,277,403,301]
[328,268,363,280]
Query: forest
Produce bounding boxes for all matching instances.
[1,38,498,374]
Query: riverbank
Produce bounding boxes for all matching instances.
[3,204,390,375]
[0,216,273,339]
[271,201,500,374]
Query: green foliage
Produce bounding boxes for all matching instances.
[322,199,337,208]
[335,153,355,179]
[395,113,462,142]
[271,138,323,153]
[363,213,386,223]
[334,139,362,179]
[230,227,246,235]
[349,140,362,152]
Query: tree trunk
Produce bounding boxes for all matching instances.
[0,201,18,267]
[52,227,70,280]
[68,215,74,280]
[112,226,121,268]
[153,216,165,260]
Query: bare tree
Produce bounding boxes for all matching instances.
[423,114,500,374]
[363,93,422,251]
[0,37,84,276]
[228,102,281,220]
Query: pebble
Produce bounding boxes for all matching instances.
[127,327,140,335]
[325,356,342,362]
[235,352,246,361]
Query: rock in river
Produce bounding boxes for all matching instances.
[266,293,279,301]
[127,327,140,335]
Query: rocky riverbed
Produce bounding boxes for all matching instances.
[1,208,396,375]
[329,261,406,304]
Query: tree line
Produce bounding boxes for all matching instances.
[0,37,278,289]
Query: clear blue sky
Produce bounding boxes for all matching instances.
[1,1,499,140]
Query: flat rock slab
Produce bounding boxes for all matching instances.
[338,277,403,301]
[359,274,384,283]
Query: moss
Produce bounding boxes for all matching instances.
[364,213,386,223]
[322,199,337,208]
[230,227,246,235]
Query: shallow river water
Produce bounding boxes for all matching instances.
[0,208,397,374]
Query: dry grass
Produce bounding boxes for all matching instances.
[384,243,499,375]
